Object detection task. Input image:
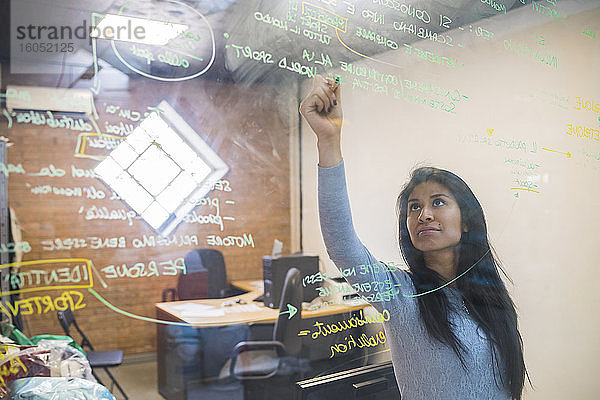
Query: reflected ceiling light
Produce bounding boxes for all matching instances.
[94,100,228,235]
[91,13,188,46]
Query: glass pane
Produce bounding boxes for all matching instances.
[141,201,170,230]
[127,145,181,196]
[110,142,139,169]
[156,172,197,213]
[2,1,598,399]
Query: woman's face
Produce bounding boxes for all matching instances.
[406,181,466,253]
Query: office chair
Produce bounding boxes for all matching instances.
[159,249,250,399]
[57,308,128,400]
[213,267,308,400]
[162,249,244,302]
[181,268,304,399]
[162,249,209,301]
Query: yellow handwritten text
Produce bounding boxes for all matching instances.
[329,330,387,358]
[0,259,93,295]
[0,346,28,388]
[310,309,390,340]
[0,290,86,318]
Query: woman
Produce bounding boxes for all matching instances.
[299,76,528,400]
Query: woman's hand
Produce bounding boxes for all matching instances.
[299,75,343,167]
[299,75,342,142]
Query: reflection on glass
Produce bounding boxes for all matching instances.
[158,173,197,213]
[109,142,138,169]
[128,145,181,196]
[95,105,228,234]
[142,201,171,230]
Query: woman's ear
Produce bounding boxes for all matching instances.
[462,223,468,233]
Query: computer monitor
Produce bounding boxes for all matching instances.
[294,361,400,400]
[263,254,319,309]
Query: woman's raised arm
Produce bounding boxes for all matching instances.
[299,75,343,168]
[299,76,410,310]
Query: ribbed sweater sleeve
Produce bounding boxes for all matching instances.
[317,160,414,312]
[317,160,377,273]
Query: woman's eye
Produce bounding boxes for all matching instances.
[409,203,420,211]
[433,198,445,207]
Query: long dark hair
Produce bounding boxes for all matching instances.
[397,167,527,399]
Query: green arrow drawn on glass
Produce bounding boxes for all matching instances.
[279,304,297,320]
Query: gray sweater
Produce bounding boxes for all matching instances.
[318,161,510,400]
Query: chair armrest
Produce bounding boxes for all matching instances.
[162,288,177,302]
[229,340,285,380]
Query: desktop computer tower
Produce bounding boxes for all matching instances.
[263,254,319,309]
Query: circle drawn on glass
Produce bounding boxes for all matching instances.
[111,0,216,81]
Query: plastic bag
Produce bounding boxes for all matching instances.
[0,326,33,347]
[32,340,94,382]
[0,338,97,398]
[29,335,85,356]
[0,344,51,398]
[1,325,85,356]
[8,377,116,400]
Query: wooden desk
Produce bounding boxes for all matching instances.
[155,280,370,400]
[155,279,369,327]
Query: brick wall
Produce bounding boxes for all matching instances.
[0,73,293,354]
